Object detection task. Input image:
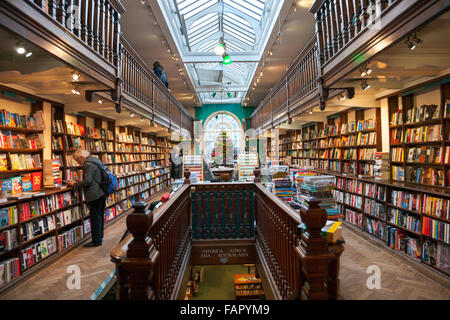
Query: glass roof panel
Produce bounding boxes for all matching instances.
[223,0,263,21]
[180,0,219,20]
[188,13,218,34]
[169,0,280,104]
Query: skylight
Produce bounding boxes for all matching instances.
[159,0,284,104]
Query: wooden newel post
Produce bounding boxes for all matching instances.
[253,168,261,183]
[184,170,191,184]
[295,199,335,300]
[121,201,160,300]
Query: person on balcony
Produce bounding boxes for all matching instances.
[67,149,106,248]
[153,61,169,88]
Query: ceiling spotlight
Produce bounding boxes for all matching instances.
[130,112,135,118]
[360,63,372,77]
[309,109,313,115]
[98,99,103,104]
[361,79,371,91]
[338,92,346,101]
[16,42,26,55]
[25,52,33,58]
[72,72,81,81]
[141,117,145,122]
[269,51,273,56]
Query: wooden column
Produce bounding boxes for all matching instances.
[295,199,335,300]
[118,202,159,300]
[253,168,261,183]
[184,170,191,184]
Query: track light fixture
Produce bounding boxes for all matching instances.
[361,79,371,91]
[338,92,346,101]
[98,99,103,104]
[130,112,135,118]
[309,109,313,115]
[16,41,33,57]
[360,63,372,77]
[406,32,422,51]
[71,84,81,95]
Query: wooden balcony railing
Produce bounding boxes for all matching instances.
[310,0,400,67]
[119,38,193,136]
[111,184,191,300]
[251,39,319,131]
[191,183,255,240]
[111,173,344,300]
[26,0,124,67]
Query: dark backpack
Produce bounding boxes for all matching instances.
[88,160,118,196]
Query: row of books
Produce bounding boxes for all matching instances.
[86,140,114,153]
[0,110,43,130]
[0,205,18,228]
[56,206,82,228]
[344,193,363,210]
[21,236,58,270]
[2,153,41,171]
[85,127,114,140]
[406,167,444,186]
[391,190,421,212]
[65,121,85,136]
[386,227,421,259]
[364,199,386,219]
[18,191,76,222]
[364,183,386,201]
[345,209,363,228]
[1,172,42,196]
[0,228,18,251]
[0,258,20,287]
[365,218,386,240]
[58,226,84,251]
[0,132,43,150]
[388,208,421,233]
[404,104,440,124]
[406,146,449,164]
[390,104,441,126]
[358,148,376,161]
[422,217,449,244]
[404,125,441,143]
[20,215,56,242]
[422,195,450,219]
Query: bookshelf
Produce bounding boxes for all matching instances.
[281,100,449,276]
[280,109,381,178]
[234,273,264,299]
[1,106,175,291]
[389,82,450,188]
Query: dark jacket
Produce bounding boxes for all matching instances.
[73,156,105,203]
[153,65,169,88]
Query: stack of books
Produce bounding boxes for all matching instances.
[374,152,389,180]
[298,175,343,220]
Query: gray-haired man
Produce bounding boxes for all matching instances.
[67,149,106,247]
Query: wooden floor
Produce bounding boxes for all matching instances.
[1,220,449,300]
[340,226,450,300]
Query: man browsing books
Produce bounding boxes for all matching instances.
[67,149,106,248]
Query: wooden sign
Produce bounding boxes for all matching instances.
[191,240,256,265]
